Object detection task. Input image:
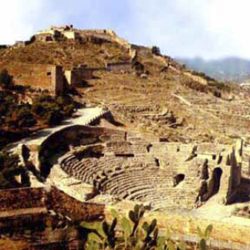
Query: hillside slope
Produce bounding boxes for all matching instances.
[0,28,248,144]
[0,40,130,69]
[178,57,250,83]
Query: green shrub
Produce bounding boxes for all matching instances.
[0,150,21,189]
[197,225,213,250]
[32,94,76,125]
[78,205,213,250]
[79,205,210,250]
[0,69,13,89]
[16,106,36,128]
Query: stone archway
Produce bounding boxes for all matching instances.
[173,174,185,187]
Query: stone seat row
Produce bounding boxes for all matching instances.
[62,159,151,180]
[100,171,173,197]
[59,154,160,187]
[100,171,170,191]
[58,152,193,209]
[60,153,158,173]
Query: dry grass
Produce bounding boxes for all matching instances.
[0,40,130,69]
[0,238,28,250]
[0,38,245,144]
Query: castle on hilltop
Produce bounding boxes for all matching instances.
[34,25,130,49]
[0,25,214,96]
[0,25,138,95]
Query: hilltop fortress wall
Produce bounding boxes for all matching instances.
[3,25,216,91]
[1,26,140,93]
[35,26,138,62]
[0,61,99,94]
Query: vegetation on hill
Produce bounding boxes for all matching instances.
[0,150,22,189]
[0,238,28,250]
[0,29,237,146]
[71,205,212,250]
[0,204,213,249]
[0,90,78,150]
[0,69,13,89]
[0,89,79,187]
[0,40,130,69]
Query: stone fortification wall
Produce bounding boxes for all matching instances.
[107,62,133,73]
[0,62,64,94]
[0,61,98,94]
[65,65,94,87]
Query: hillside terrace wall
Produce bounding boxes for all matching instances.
[107,62,133,73]
[0,186,105,222]
[0,187,46,211]
[65,65,95,87]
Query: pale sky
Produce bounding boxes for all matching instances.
[0,0,249,59]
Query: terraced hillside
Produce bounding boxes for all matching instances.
[0,29,248,144]
[82,69,248,144]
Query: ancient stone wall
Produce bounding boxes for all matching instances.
[38,125,128,175]
[0,62,64,94]
[76,30,113,43]
[0,187,46,211]
[52,65,64,94]
[0,186,105,222]
[40,126,127,156]
[107,62,133,73]
[47,186,105,221]
[42,125,242,209]
[63,30,80,40]
[65,65,94,87]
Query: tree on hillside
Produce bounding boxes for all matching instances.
[16,106,36,128]
[32,94,76,126]
[0,69,13,89]
[0,150,21,189]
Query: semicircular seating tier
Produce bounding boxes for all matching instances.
[51,126,242,210]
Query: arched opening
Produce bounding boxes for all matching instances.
[173,174,185,187]
[202,167,223,201]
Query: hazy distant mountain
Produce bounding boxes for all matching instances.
[177,57,250,83]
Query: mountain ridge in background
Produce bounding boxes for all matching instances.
[177,57,250,83]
